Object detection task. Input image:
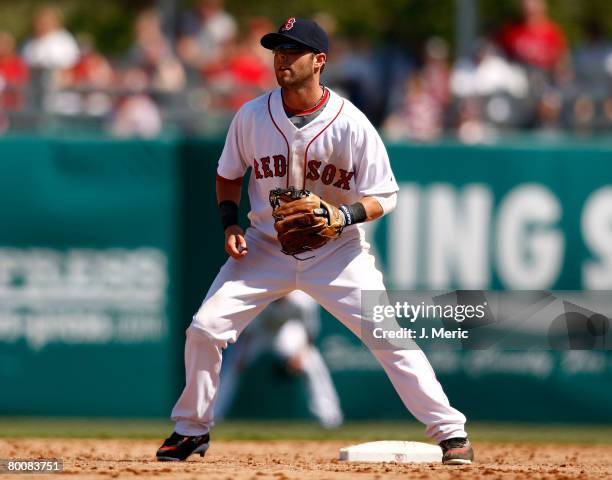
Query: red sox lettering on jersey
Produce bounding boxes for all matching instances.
[252,154,355,191]
[217,87,397,239]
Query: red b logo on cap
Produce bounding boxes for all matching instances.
[282,17,296,31]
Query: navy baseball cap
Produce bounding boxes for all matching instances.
[261,17,329,54]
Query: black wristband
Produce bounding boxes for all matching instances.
[339,202,367,226]
[219,200,239,230]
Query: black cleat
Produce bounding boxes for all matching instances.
[156,432,210,461]
[439,437,474,465]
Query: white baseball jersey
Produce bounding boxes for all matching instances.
[216,87,399,239]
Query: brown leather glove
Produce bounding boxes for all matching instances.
[269,187,345,258]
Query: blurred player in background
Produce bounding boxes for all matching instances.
[214,290,343,429]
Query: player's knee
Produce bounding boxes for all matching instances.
[188,312,237,345]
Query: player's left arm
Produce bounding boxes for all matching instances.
[349,117,399,225]
[359,196,384,221]
[335,192,396,227]
[359,193,397,221]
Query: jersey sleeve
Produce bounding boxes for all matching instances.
[353,120,399,196]
[217,108,249,180]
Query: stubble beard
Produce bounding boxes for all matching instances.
[276,68,314,90]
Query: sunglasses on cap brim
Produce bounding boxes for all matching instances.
[273,43,321,54]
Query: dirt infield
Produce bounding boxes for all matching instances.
[1,438,611,479]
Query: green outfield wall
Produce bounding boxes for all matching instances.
[0,136,610,421]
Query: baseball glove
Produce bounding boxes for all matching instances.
[269,187,345,258]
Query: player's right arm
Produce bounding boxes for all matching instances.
[216,106,250,259]
[217,175,247,258]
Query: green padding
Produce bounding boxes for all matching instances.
[0,137,182,417]
[0,136,610,421]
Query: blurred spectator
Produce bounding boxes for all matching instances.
[48,35,115,117]
[422,37,451,107]
[376,41,413,127]
[382,72,443,142]
[22,5,79,69]
[572,94,596,136]
[204,17,276,110]
[381,39,451,142]
[229,17,275,89]
[110,68,162,139]
[0,31,29,111]
[603,97,612,127]
[572,21,612,96]
[535,88,563,138]
[325,36,381,121]
[130,9,185,93]
[451,40,529,98]
[177,0,237,71]
[0,1,607,139]
[58,34,114,89]
[456,98,497,144]
[497,0,567,73]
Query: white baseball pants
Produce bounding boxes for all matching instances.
[171,228,467,442]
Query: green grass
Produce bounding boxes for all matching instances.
[0,418,611,444]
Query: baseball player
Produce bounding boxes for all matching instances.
[156,18,474,465]
[214,290,343,429]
